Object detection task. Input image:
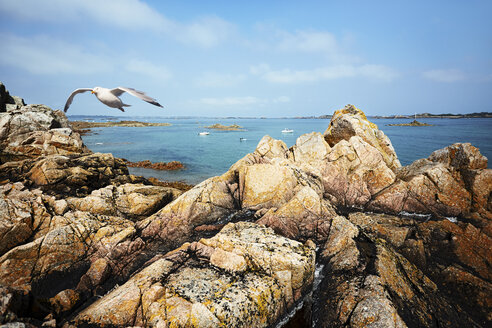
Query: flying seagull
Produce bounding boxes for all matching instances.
[64,86,163,112]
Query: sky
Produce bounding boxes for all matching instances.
[0,0,491,117]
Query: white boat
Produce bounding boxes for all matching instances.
[198,131,210,135]
[281,128,294,133]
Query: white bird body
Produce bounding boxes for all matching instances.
[64,86,163,112]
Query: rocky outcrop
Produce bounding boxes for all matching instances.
[324,104,401,172]
[0,82,25,112]
[1,80,491,327]
[74,222,315,327]
[0,103,88,163]
[0,152,138,197]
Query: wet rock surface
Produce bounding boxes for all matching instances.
[1,82,491,327]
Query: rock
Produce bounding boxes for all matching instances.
[0,183,51,256]
[67,183,182,220]
[74,222,316,327]
[428,142,488,170]
[49,289,80,315]
[320,216,360,271]
[0,210,142,296]
[315,233,481,327]
[239,164,299,210]
[323,104,401,172]
[139,175,237,249]
[320,136,397,207]
[346,211,492,326]
[257,186,337,242]
[0,104,87,162]
[348,212,410,248]
[291,132,331,164]
[0,82,25,113]
[0,153,132,197]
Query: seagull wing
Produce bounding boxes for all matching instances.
[111,87,163,108]
[64,88,93,112]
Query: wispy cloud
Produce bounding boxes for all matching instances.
[196,95,290,106]
[251,64,398,83]
[276,30,359,63]
[0,0,172,31]
[179,16,235,48]
[0,0,233,48]
[125,59,172,81]
[422,69,466,82]
[194,72,246,87]
[0,34,112,74]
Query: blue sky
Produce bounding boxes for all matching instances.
[0,0,491,117]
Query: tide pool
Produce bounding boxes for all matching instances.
[72,116,492,184]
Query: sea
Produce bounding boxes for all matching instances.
[69,116,492,185]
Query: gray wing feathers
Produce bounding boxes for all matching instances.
[112,87,163,108]
[64,88,93,112]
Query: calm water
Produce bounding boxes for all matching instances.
[71,116,492,185]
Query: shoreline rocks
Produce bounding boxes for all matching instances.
[1,82,491,327]
[387,119,434,126]
[203,123,244,131]
[124,159,185,171]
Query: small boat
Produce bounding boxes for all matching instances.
[198,132,210,135]
[240,137,247,141]
[281,128,294,133]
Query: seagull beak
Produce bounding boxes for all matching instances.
[91,90,95,94]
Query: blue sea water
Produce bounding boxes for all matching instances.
[71,116,492,185]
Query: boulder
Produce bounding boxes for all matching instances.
[319,136,397,207]
[0,82,25,113]
[0,153,134,197]
[74,222,316,327]
[345,212,492,326]
[0,104,87,162]
[67,183,182,221]
[0,183,52,256]
[368,143,491,219]
[257,186,338,242]
[323,104,401,172]
[316,229,481,327]
[139,174,238,249]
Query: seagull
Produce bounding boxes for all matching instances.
[64,86,163,112]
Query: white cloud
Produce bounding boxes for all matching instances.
[248,26,360,63]
[273,96,291,103]
[0,0,233,48]
[0,34,112,74]
[0,0,172,31]
[254,64,398,84]
[179,16,235,48]
[194,72,246,87]
[125,59,172,81]
[422,69,466,82]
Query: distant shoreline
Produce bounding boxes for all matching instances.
[68,112,492,120]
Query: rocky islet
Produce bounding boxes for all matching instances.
[0,82,491,327]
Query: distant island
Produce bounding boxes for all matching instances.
[372,112,492,119]
[70,120,171,135]
[204,123,244,131]
[387,120,434,127]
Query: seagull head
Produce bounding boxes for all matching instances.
[91,87,101,95]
